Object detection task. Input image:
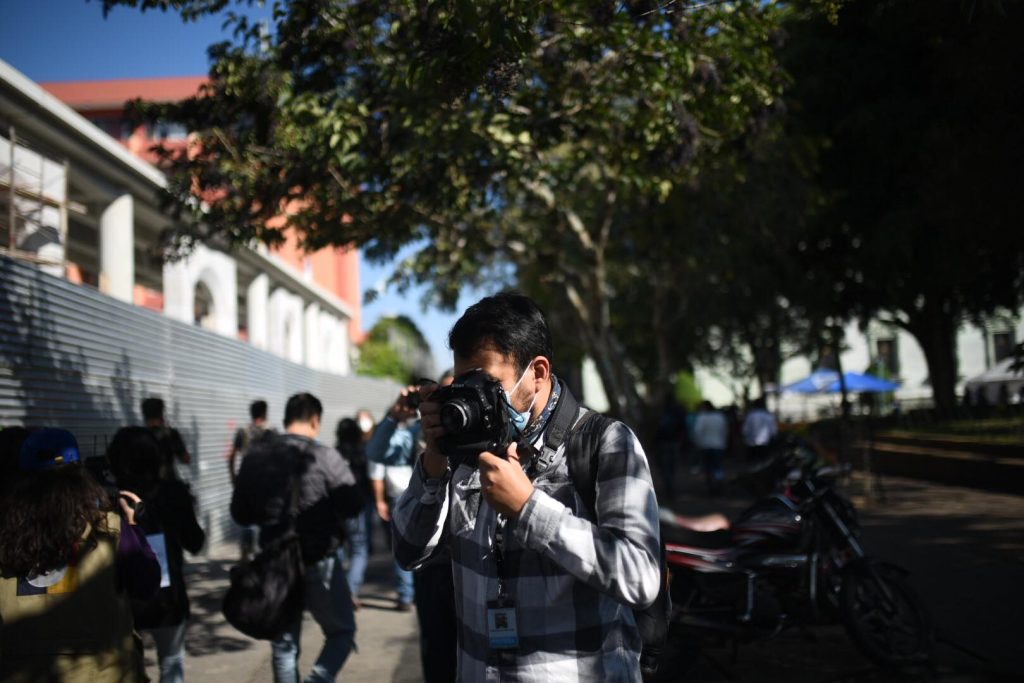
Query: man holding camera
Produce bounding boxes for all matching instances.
[392,293,661,682]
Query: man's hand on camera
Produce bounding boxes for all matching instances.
[418,384,447,479]
[479,443,534,517]
[387,386,420,422]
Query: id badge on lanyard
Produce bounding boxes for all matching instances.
[488,516,519,650]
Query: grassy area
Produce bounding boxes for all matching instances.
[797,414,1024,448]
[890,417,1024,444]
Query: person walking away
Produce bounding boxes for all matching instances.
[335,417,372,608]
[231,393,364,683]
[366,390,421,611]
[0,428,161,682]
[741,397,777,466]
[653,396,687,501]
[393,293,661,682]
[355,409,378,555]
[109,426,206,683]
[141,397,191,481]
[692,401,729,496]
[229,400,274,559]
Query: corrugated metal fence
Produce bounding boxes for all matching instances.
[0,254,399,547]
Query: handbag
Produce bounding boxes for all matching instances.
[222,456,305,640]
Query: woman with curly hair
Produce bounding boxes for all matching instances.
[0,428,160,682]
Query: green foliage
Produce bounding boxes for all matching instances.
[672,371,703,411]
[358,314,432,383]
[106,0,792,423]
[355,338,410,382]
[781,0,1024,414]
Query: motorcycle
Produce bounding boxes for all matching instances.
[660,437,933,673]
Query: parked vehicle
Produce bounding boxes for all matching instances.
[660,437,933,673]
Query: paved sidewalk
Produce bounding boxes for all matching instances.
[143,534,423,683]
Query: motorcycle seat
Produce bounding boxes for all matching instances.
[661,524,733,549]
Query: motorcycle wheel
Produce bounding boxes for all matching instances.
[840,563,932,667]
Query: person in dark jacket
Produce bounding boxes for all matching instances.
[231,393,363,683]
[109,426,205,683]
[0,428,160,683]
[335,416,373,607]
[141,398,191,481]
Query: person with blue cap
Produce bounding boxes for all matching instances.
[0,427,161,682]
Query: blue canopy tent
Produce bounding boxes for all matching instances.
[782,369,899,394]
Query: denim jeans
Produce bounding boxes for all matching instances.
[147,621,186,683]
[701,448,726,495]
[342,504,372,598]
[385,499,414,605]
[271,552,356,683]
[395,559,414,605]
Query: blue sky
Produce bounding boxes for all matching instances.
[0,0,469,372]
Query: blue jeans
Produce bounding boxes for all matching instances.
[395,559,414,605]
[147,621,186,683]
[701,448,725,495]
[342,503,372,598]
[271,553,356,683]
[385,499,414,605]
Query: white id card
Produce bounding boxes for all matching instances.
[487,600,519,649]
[146,533,171,588]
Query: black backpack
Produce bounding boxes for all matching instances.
[538,381,671,680]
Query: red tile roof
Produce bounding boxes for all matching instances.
[40,76,207,111]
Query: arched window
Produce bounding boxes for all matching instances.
[194,280,216,330]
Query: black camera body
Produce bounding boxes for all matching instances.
[431,368,516,469]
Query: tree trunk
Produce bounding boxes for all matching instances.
[906,300,959,418]
[561,282,645,428]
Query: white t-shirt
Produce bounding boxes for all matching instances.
[693,411,729,450]
[742,409,778,447]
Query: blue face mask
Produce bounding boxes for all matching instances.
[503,364,537,435]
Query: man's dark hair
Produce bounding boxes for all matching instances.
[448,292,553,371]
[250,400,268,421]
[107,426,161,490]
[284,393,323,426]
[141,397,165,420]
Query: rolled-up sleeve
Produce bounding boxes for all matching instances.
[511,421,661,609]
[391,457,450,570]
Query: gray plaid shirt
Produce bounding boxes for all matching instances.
[393,403,661,682]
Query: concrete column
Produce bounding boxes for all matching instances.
[286,296,304,364]
[247,275,269,349]
[304,302,321,369]
[161,259,193,324]
[99,193,134,303]
[332,317,351,375]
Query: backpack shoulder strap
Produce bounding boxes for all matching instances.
[537,380,613,516]
[533,378,581,471]
[564,410,615,519]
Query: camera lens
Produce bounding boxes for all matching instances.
[405,393,421,409]
[440,398,479,434]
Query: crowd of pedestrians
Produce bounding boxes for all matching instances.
[0,291,788,683]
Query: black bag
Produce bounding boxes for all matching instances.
[222,464,305,640]
[542,382,672,680]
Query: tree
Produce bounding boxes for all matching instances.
[104,0,791,425]
[356,314,433,382]
[782,0,1024,415]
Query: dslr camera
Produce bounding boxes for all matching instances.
[429,368,517,469]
